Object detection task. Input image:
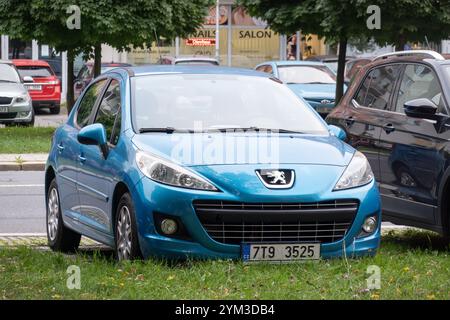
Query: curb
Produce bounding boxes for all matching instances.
[0,161,45,171]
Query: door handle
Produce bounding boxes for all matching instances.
[383,123,395,134]
[78,155,86,163]
[57,144,64,153]
[345,116,355,126]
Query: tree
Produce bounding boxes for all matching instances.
[239,0,450,105]
[239,0,369,105]
[0,0,212,112]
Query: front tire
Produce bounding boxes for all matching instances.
[47,178,81,252]
[50,104,60,115]
[115,193,142,261]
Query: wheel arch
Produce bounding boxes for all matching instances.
[438,167,450,236]
[111,181,131,230]
[45,166,56,199]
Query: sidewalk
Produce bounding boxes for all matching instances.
[0,153,47,171]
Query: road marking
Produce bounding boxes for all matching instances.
[0,184,44,188]
[0,233,46,236]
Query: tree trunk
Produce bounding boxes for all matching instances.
[66,50,75,114]
[395,34,406,51]
[335,37,347,106]
[94,43,102,77]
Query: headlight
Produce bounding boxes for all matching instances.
[135,150,218,191]
[334,151,374,190]
[15,94,30,104]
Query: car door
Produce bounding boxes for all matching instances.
[56,79,107,221]
[378,63,450,225]
[336,64,403,180]
[77,77,122,235]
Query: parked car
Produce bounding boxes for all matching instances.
[74,62,133,100]
[157,55,219,66]
[43,58,63,83]
[345,57,372,85]
[0,60,34,126]
[326,50,450,238]
[13,59,61,114]
[45,65,381,261]
[255,61,343,116]
[305,55,354,74]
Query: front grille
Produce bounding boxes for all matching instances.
[0,97,13,105]
[194,200,358,245]
[0,112,17,119]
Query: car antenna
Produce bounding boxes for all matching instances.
[424,36,430,50]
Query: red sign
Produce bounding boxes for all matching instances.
[185,38,216,46]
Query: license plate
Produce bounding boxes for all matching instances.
[0,106,8,113]
[242,243,320,262]
[26,85,42,91]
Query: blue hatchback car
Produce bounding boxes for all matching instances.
[255,61,345,116]
[45,66,381,261]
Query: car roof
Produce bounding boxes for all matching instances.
[0,60,13,65]
[259,60,327,67]
[12,59,50,67]
[113,65,272,78]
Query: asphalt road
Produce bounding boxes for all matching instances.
[34,108,68,127]
[0,171,45,233]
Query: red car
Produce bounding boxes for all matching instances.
[13,59,61,114]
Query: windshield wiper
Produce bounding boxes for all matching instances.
[204,127,306,134]
[0,80,16,83]
[139,127,177,134]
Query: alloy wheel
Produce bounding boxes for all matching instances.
[47,187,59,241]
[117,205,132,260]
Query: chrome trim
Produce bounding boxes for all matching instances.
[255,170,295,189]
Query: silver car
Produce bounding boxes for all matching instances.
[0,60,34,126]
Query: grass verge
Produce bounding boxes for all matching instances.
[0,127,55,154]
[0,230,449,300]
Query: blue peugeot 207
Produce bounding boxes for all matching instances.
[45,65,381,261]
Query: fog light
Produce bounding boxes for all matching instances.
[19,111,30,118]
[160,218,178,235]
[362,216,377,234]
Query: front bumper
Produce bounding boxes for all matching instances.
[131,176,381,260]
[0,101,33,123]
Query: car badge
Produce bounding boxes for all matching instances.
[255,169,295,189]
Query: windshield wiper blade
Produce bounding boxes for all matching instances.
[0,80,16,83]
[205,127,306,134]
[139,127,176,134]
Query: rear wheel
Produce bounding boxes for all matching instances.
[115,193,142,261]
[47,178,81,252]
[50,104,60,115]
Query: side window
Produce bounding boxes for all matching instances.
[94,79,121,145]
[256,65,267,73]
[395,64,447,114]
[265,65,273,74]
[76,79,107,128]
[354,65,401,110]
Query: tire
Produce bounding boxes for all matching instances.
[50,104,60,115]
[47,178,81,252]
[115,193,142,261]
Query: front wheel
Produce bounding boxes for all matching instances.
[115,193,142,261]
[47,178,81,252]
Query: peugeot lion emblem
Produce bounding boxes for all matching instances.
[256,169,295,189]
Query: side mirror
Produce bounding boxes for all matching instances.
[77,123,109,158]
[328,125,347,141]
[23,76,34,83]
[404,98,438,120]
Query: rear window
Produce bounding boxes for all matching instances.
[17,66,54,78]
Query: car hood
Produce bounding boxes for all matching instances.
[0,83,27,97]
[286,83,337,100]
[132,133,354,167]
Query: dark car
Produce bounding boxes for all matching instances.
[345,57,372,84]
[74,62,133,99]
[326,50,450,237]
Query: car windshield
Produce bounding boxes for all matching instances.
[277,65,336,84]
[0,64,21,83]
[17,66,54,78]
[324,61,338,73]
[132,74,327,134]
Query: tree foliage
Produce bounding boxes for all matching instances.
[239,0,450,104]
[0,0,212,112]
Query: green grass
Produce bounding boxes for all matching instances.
[0,230,449,300]
[0,127,55,154]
